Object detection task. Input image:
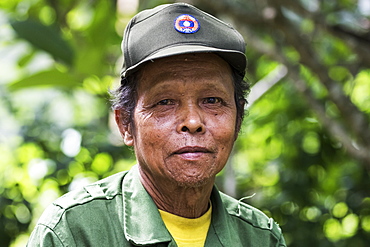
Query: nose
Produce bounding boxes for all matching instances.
[176,104,206,134]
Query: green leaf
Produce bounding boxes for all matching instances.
[11,19,74,65]
[17,50,36,67]
[8,69,79,91]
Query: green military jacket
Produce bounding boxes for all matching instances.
[27,165,286,246]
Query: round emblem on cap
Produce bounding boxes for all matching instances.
[174,14,200,34]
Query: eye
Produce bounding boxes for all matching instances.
[203,97,222,104]
[157,99,174,105]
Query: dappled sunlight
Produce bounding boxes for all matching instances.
[61,128,82,157]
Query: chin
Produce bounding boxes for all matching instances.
[171,174,214,188]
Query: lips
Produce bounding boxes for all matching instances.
[172,146,213,160]
[173,146,211,155]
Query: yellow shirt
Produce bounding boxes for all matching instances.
[158,205,212,247]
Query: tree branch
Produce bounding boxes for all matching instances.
[193,0,370,168]
[288,66,370,168]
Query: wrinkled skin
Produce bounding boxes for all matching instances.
[115,53,238,218]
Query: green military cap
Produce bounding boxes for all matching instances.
[120,2,247,78]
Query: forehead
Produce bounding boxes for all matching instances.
[136,53,233,91]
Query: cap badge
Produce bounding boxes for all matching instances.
[174,14,200,34]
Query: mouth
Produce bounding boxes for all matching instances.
[172,146,213,160]
[173,146,211,155]
[173,146,213,161]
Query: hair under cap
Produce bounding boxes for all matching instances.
[121,3,247,78]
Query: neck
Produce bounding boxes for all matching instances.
[138,166,214,218]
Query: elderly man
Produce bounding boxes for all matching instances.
[27,3,286,247]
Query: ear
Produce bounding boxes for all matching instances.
[115,109,134,146]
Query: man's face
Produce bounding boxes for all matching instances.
[125,53,237,187]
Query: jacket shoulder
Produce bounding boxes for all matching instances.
[219,192,283,238]
[54,171,128,208]
[37,171,129,229]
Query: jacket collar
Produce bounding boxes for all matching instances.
[122,165,236,246]
[208,188,241,246]
[122,165,172,245]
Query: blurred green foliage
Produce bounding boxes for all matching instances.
[0,0,369,246]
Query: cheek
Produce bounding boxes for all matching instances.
[133,115,173,156]
[209,113,237,138]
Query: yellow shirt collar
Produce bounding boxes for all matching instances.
[159,204,212,246]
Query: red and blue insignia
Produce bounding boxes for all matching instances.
[174,14,200,34]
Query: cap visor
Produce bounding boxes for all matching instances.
[122,45,246,77]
